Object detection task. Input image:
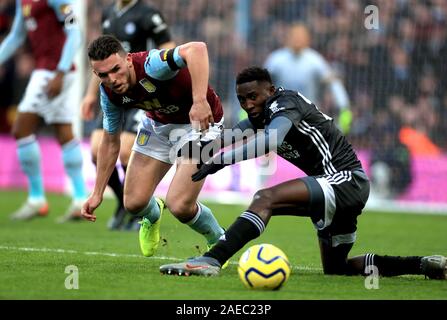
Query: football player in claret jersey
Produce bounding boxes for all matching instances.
[81,0,175,231]
[160,67,446,280]
[81,35,226,259]
[0,0,87,221]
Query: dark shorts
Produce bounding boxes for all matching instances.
[96,109,144,134]
[302,169,370,247]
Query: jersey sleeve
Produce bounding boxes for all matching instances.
[48,0,82,72]
[140,8,172,47]
[144,46,186,80]
[0,0,26,65]
[100,86,123,134]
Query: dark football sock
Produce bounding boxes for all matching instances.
[364,254,422,277]
[107,167,124,209]
[204,211,265,266]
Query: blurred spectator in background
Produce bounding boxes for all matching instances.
[264,23,352,134]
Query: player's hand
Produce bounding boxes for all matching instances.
[177,138,222,167]
[46,71,64,98]
[189,99,214,132]
[81,94,98,121]
[191,162,226,182]
[81,194,102,222]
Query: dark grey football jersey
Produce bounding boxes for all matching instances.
[102,0,172,52]
[250,88,362,176]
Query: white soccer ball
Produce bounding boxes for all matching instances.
[237,243,291,290]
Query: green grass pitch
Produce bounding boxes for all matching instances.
[0,190,446,300]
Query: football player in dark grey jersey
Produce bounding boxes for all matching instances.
[160,67,446,280]
[81,0,175,230]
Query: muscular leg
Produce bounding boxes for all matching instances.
[165,162,224,245]
[205,179,314,266]
[119,131,135,167]
[124,151,171,216]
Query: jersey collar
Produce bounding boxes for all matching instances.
[115,0,139,17]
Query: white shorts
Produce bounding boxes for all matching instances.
[18,69,77,124]
[133,116,224,164]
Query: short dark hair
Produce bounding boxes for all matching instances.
[236,67,272,85]
[88,35,126,61]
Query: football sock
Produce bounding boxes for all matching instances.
[108,167,124,208]
[186,202,225,245]
[17,135,45,202]
[62,139,87,201]
[364,254,422,277]
[135,196,160,223]
[204,210,265,266]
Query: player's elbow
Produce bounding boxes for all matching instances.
[180,41,208,60]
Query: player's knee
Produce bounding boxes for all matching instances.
[123,197,146,215]
[11,125,25,140]
[166,198,196,222]
[252,188,275,209]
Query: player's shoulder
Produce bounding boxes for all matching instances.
[265,88,297,112]
[266,47,291,61]
[302,48,327,64]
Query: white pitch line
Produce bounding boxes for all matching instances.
[0,245,322,272]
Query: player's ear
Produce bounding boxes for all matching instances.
[269,85,275,95]
[126,53,133,67]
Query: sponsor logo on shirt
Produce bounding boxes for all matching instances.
[122,96,133,104]
[139,78,156,93]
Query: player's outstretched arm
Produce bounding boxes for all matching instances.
[191,116,292,182]
[81,131,121,222]
[178,42,214,131]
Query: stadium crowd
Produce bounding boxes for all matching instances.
[1,0,447,153]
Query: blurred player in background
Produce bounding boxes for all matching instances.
[82,35,226,259]
[81,0,175,231]
[264,23,352,134]
[0,0,87,221]
[160,67,446,280]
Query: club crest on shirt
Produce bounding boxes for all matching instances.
[136,129,151,146]
[59,4,73,17]
[139,79,156,93]
[22,4,31,17]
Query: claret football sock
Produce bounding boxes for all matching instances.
[205,210,265,266]
[186,202,225,245]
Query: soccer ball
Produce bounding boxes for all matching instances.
[237,243,291,290]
